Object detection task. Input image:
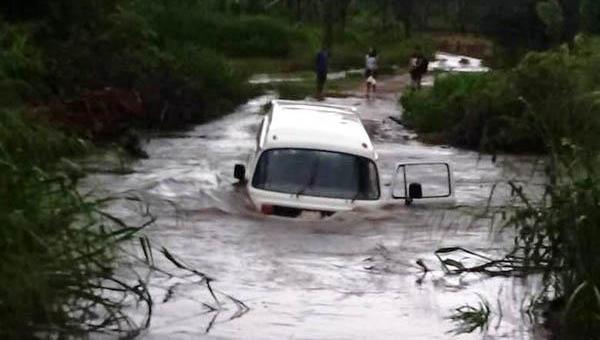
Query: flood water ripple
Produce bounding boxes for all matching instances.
[82,83,547,339]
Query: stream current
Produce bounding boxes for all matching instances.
[82,74,547,340]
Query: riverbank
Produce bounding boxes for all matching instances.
[401,38,600,154]
[81,86,550,340]
[399,40,600,338]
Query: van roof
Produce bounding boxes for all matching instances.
[261,100,376,160]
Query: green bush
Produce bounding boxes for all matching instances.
[0,110,86,165]
[142,0,300,58]
[158,45,254,123]
[218,16,295,57]
[512,45,600,155]
[35,6,254,127]
[402,38,600,153]
[0,24,47,106]
[505,139,600,338]
[0,110,151,337]
[401,72,529,152]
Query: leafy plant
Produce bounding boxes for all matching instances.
[448,296,491,335]
[0,109,154,337]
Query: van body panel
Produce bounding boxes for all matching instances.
[247,186,384,212]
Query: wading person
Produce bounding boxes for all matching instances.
[409,52,429,90]
[315,48,329,100]
[365,48,378,98]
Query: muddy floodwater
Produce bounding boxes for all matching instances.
[82,74,547,340]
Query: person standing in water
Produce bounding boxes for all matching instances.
[315,48,329,100]
[365,48,378,98]
[409,52,429,90]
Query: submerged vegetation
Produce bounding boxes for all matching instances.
[394,2,600,337]
[448,296,491,335]
[400,18,600,340]
[508,143,600,338]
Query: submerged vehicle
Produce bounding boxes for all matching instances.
[234,100,453,217]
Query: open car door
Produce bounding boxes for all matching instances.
[392,162,454,205]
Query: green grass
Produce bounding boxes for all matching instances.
[504,141,600,337]
[0,110,152,337]
[448,296,491,335]
[432,36,600,338]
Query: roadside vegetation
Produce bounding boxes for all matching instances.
[398,2,600,337]
[402,36,600,154]
[0,109,157,337]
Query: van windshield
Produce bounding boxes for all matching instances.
[252,149,380,200]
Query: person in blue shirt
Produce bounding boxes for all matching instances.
[315,48,329,100]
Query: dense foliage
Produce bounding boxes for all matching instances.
[403,37,600,337]
[0,109,156,338]
[401,72,528,152]
[508,142,600,338]
[402,37,600,154]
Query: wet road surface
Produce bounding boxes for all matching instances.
[82,74,547,339]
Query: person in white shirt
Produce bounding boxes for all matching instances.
[365,48,378,98]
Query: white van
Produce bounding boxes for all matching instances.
[234,100,453,217]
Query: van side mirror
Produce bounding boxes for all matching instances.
[408,183,423,199]
[405,183,422,206]
[392,162,453,205]
[234,164,246,182]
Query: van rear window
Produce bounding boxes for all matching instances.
[252,149,380,200]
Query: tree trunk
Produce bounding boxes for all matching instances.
[321,0,334,48]
[393,0,414,38]
[557,0,580,44]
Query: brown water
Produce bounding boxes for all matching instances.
[82,75,548,339]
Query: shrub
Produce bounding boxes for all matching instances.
[37,7,254,128]
[401,72,529,152]
[0,23,46,106]
[142,0,300,58]
[218,16,295,57]
[156,45,253,124]
[402,38,600,154]
[504,139,600,338]
[0,110,151,337]
[512,46,600,155]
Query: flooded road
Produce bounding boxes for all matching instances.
[82,74,547,339]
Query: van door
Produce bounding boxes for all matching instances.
[391,162,453,204]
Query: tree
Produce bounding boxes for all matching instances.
[581,0,600,34]
[391,0,415,37]
[557,0,580,42]
[536,0,564,43]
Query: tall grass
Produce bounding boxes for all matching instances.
[431,37,600,337]
[0,110,152,337]
[509,155,600,337]
[0,23,46,107]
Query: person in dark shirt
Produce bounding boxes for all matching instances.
[409,52,429,90]
[315,48,329,100]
